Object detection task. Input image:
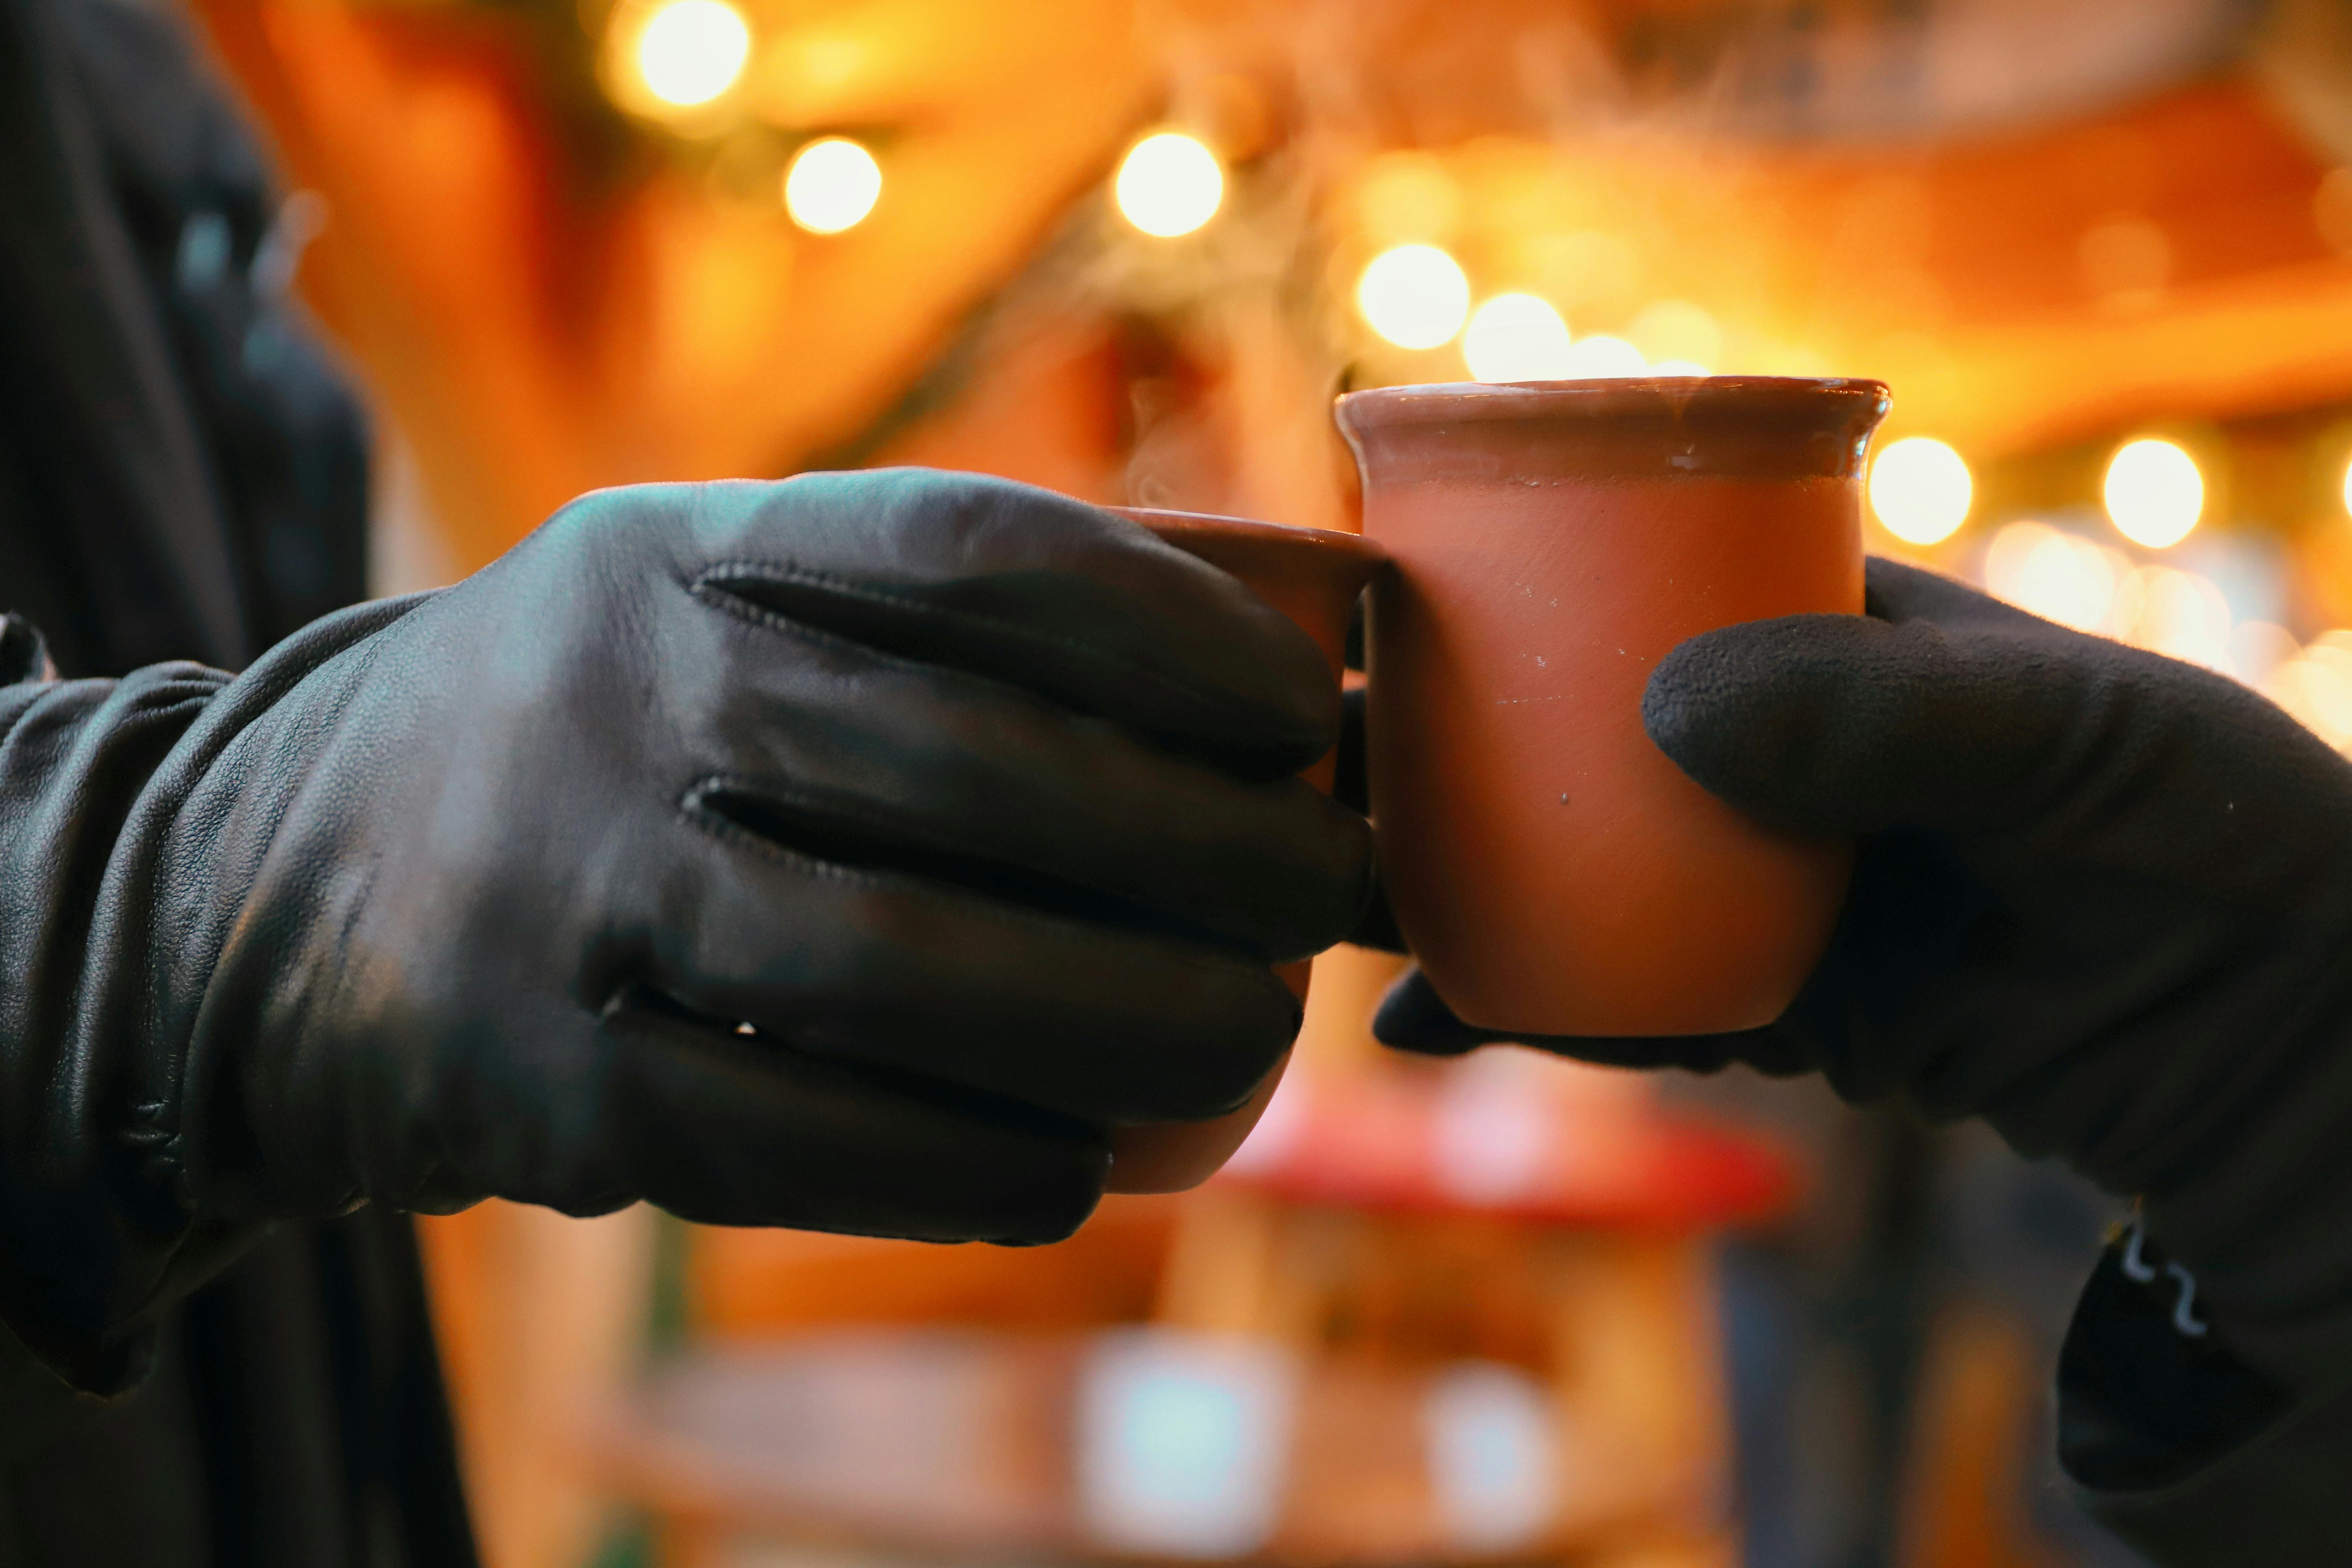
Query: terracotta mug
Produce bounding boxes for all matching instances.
[1335,377,1890,1038]
[1102,506,1385,1193]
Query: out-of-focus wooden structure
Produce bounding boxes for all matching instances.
[166,1,2352,1563]
[182,0,2352,561]
[185,0,1159,567]
[604,945,1794,1568]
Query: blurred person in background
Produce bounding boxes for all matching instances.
[14,0,2352,1564]
[0,0,466,1556]
[0,0,1366,1560]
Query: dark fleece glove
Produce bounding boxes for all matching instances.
[0,469,1371,1393]
[1378,556,2352,1403]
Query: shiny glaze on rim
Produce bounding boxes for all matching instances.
[1336,376,1893,483]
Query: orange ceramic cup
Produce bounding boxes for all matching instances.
[1336,377,1889,1038]
[1102,507,1384,1192]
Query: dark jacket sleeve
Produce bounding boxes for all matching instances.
[0,612,251,1395]
[2062,1235,2352,1564]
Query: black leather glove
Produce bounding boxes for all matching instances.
[1376,557,2352,1404]
[0,469,1370,1392]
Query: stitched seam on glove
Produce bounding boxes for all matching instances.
[680,772,1208,930]
[688,562,1248,721]
[143,603,425,1227]
[675,787,1265,983]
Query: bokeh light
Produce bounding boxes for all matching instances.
[1462,294,1574,382]
[1357,244,1471,350]
[1556,334,1646,378]
[1980,520,2256,678]
[2266,634,2352,749]
[2115,565,2233,670]
[1114,132,1224,239]
[2236,621,2301,688]
[1647,360,1711,377]
[1868,436,1972,546]
[1983,521,2120,632]
[2104,437,2204,548]
[2341,450,2352,518]
[1626,300,1723,371]
[632,0,750,107]
[784,138,882,234]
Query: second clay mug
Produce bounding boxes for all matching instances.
[1101,506,1383,1193]
[1337,377,1890,1038]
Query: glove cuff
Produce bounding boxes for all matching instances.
[2064,1235,2352,1563]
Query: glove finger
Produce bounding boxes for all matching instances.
[637,825,1300,1125]
[596,999,1105,1242]
[1371,967,1786,1072]
[1642,578,2277,840]
[683,609,1370,962]
[579,469,1339,777]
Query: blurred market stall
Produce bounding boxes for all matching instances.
[153,0,2352,1564]
[604,946,1795,1568]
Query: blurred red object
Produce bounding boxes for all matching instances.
[1217,1047,1800,1231]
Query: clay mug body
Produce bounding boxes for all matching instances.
[1101,506,1384,1193]
[1336,377,1890,1038]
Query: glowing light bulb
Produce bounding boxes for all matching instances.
[1557,334,1646,379]
[633,0,750,107]
[1868,436,1972,546]
[2340,451,2352,518]
[1357,244,1470,350]
[1462,293,1573,383]
[1114,132,1223,238]
[784,137,882,233]
[2104,438,2203,548]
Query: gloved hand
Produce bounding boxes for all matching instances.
[1376,557,2352,1399]
[0,469,1370,1390]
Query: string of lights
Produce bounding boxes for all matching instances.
[574,0,2352,763]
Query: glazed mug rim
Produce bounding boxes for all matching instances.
[1335,376,1891,483]
[1334,375,1891,434]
